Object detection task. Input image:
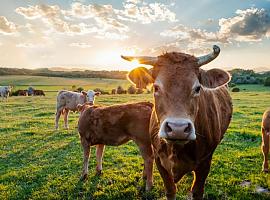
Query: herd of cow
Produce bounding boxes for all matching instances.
[1,45,269,199]
[0,86,45,100]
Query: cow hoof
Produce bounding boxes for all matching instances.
[262,169,269,173]
[80,173,88,181]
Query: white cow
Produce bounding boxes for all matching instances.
[55,90,100,129]
[0,86,12,101]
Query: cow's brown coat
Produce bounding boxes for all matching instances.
[126,51,232,199]
[77,102,154,191]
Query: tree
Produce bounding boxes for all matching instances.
[264,77,270,86]
[127,85,136,94]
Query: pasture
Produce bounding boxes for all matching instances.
[0,76,270,199]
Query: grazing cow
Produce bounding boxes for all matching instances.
[122,45,233,199]
[33,89,45,96]
[17,90,28,96]
[55,90,100,129]
[262,109,270,173]
[77,102,154,191]
[0,86,12,101]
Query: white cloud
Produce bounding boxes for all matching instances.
[159,7,270,54]
[119,2,176,24]
[219,8,270,42]
[69,42,92,48]
[0,16,17,34]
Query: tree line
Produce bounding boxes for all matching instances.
[1,67,270,86]
[0,67,127,79]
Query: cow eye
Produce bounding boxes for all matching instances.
[195,85,201,94]
[153,84,160,93]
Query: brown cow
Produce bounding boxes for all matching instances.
[122,45,233,199]
[262,109,270,173]
[33,89,45,96]
[16,90,28,96]
[77,102,154,191]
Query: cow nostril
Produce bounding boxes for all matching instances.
[165,122,172,133]
[184,123,192,133]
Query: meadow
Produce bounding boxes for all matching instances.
[0,75,270,200]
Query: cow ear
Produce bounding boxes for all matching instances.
[127,67,154,89]
[95,92,101,96]
[77,104,83,112]
[81,91,87,96]
[199,68,231,88]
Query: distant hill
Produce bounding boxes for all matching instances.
[0,67,127,79]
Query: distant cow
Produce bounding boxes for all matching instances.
[122,45,233,199]
[262,109,270,173]
[33,90,45,96]
[17,90,28,96]
[0,86,12,101]
[55,90,100,129]
[77,102,154,191]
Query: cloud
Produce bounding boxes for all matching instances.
[15,4,87,35]
[0,16,17,34]
[219,8,270,42]
[69,42,92,48]
[159,7,270,54]
[119,2,176,24]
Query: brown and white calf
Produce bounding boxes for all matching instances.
[122,45,233,199]
[55,90,100,129]
[262,109,270,173]
[77,102,154,191]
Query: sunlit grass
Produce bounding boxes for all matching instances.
[0,81,270,199]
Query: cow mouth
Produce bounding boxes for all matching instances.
[165,138,189,145]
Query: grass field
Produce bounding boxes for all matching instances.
[0,75,270,199]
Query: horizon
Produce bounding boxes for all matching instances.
[0,0,270,71]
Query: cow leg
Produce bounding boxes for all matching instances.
[135,141,154,191]
[156,157,176,200]
[262,129,269,173]
[81,137,90,181]
[63,109,70,129]
[55,108,63,130]
[191,155,213,200]
[96,144,105,175]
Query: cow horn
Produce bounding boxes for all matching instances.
[197,45,220,66]
[121,55,158,66]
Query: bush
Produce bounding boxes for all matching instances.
[136,88,144,94]
[127,85,136,94]
[77,87,84,92]
[116,86,125,94]
[93,88,109,94]
[232,87,240,92]
[264,77,270,86]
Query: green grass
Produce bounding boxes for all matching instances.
[0,76,270,199]
[0,75,130,92]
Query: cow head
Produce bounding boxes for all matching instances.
[77,102,93,113]
[122,45,230,142]
[86,90,100,105]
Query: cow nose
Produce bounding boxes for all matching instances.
[160,118,196,141]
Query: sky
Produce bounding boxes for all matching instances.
[0,0,270,71]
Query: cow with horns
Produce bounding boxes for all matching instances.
[121,45,233,200]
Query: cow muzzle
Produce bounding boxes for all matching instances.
[159,118,196,141]
[88,101,94,105]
